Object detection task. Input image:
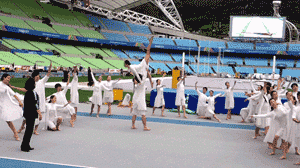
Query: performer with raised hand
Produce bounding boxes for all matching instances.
[12,62,52,135]
[89,68,112,117]
[0,74,23,141]
[240,90,255,123]
[103,76,121,116]
[194,82,208,117]
[70,66,79,121]
[198,90,222,123]
[175,74,188,119]
[124,36,154,88]
[224,81,236,120]
[153,72,166,117]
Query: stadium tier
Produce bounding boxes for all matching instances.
[25,21,57,33]
[282,69,300,78]
[0,51,33,66]
[70,11,93,27]
[86,15,106,29]
[256,43,287,51]
[235,67,253,74]
[127,23,152,34]
[76,28,104,39]
[1,40,15,49]
[147,62,170,72]
[124,50,145,59]
[271,59,295,67]
[289,44,300,51]
[126,35,149,43]
[198,40,226,48]
[12,0,51,19]
[111,49,129,59]
[175,39,198,47]
[222,56,243,65]
[227,42,254,50]
[52,44,86,55]
[63,57,96,68]
[101,48,119,58]
[151,52,173,62]
[105,59,126,69]
[16,53,52,66]
[82,58,114,69]
[76,46,108,57]
[214,66,235,75]
[172,54,182,62]
[0,16,32,29]
[42,55,74,67]
[27,41,60,52]
[0,0,27,17]
[3,39,39,50]
[153,38,175,46]
[245,58,268,66]
[52,25,81,36]
[101,32,128,41]
[100,18,131,32]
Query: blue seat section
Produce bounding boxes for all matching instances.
[191,65,214,73]
[126,35,149,43]
[198,40,226,48]
[227,42,254,50]
[111,49,128,59]
[221,56,243,65]
[174,39,197,47]
[99,18,130,32]
[149,62,171,71]
[172,53,195,63]
[214,66,235,75]
[101,32,128,41]
[289,44,300,51]
[153,38,175,46]
[86,15,106,29]
[245,58,268,66]
[201,56,218,64]
[256,43,287,51]
[235,67,253,74]
[151,52,173,61]
[256,68,273,74]
[127,23,152,34]
[282,69,300,78]
[271,58,294,67]
[124,50,145,59]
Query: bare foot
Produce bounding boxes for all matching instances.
[184,115,188,119]
[96,115,99,118]
[253,134,261,139]
[152,113,155,116]
[144,127,151,131]
[217,119,221,123]
[131,126,137,129]
[34,131,39,135]
[90,112,93,116]
[241,120,245,123]
[295,162,300,165]
[280,156,286,160]
[270,152,275,155]
[296,152,300,155]
[107,113,112,116]
[70,120,74,127]
[161,115,166,117]
[268,144,273,149]
[17,127,24,133]
[177,115,181,117]
[14,134,20,141]
[57,127,61,131]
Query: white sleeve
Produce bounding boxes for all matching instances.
[41,75,50,85]
[91,72,97,83]
[247,91,262,100]
[55,104,65,108]
[253,112,275,118]
[250,80,257,92]
[101,83,111,91]
[213,93,222,99]
[7,86,16,96]
[292,106,297,119]
[130,67,142,83]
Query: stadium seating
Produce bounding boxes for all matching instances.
[52,25,81,36]
[76,46,108,57]
[25,21,56,33]
[151,52,173,62]
[175,39,197,47]
[126,35,149,43]
[82,58,114,69]
[256,68,273,74]
[101,32,128,41]
[71,11,93,27]
[227,42,254,50]
[200,56,218,64]
[101,48,119,58]
[235,67,253,74]
[0,16,32,29]
[271,58,295,68]
[0,0,27,17]
[124,50,145,59]
[52,44,86,55]
[214,66,234,75]
[0,51,33,66]
[3,39,39,50]
[198,40,226,48]
[221,56,243,65]
[27,41,60,52]
[282,69,300,78]
[289,44,300,51]
[245,58,268,66]
[127,23,152,34]
[111,49,129,59]
[153,38,175,46]
[12,0,51,19]
[189,65,213,73]
[16,53,52,66]
[105,59,126,69]
[86,15,106,29]
[1,40,15,49]
[63,57,95,68]
[76,28,104,39]
[42,55,75,67]
[147,62,170,72]
[100,18,130,32]
[256,43,287,51]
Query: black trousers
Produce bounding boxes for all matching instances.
[21,118,35,150]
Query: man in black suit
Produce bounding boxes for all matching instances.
[21,78,42,152]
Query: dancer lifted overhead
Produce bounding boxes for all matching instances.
[89,68,112,117]
[103,76,121,116]
[198,89,222,123]
[12,62,52,135]
[131,74,151,131]
[124,36,154,88]
[153,73,166,117]
[224,81,236,120]
[0,74,24,141]
[194,82,208,117]
[175,74,188,119]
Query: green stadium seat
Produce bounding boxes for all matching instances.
[105,59,126,69]
[3,39,39,50]
[38,2,81,26]
[101,48,119,58]
[52,44,86,55]
[0,0,26,17]
[71,11,92,27]
[76,46,108,57]
[16,53,52,66]
[42,55,75,67]
[0,51,33,66]
[63,57,97,69]
[25,21,56,33]
[76,28,104,39]
[52,25,81,36]
[0,16,32,29]
[12,0,52,19]
[0,20,4,26]
[82,58,114,69]
[1,40,15,49]
[28,41,60,52]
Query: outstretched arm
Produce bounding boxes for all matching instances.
[213,93,222,99]
[63,74,71,94]
[231,81,237,91]
[46,62,52,77]
[145,36,154,65]
[10,85,27,92]
[90,68,97,84]
[251,112,274,118]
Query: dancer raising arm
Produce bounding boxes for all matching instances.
[70,66,79,121]
[153,73,166,117]
[198,90,222,123]
[195,82,208,117]
[89,68,112,117]
[103,76,121,116]
[224,81,237,120]
[175,74,188,119]
[241,90,255,123]
[0,74,24,141]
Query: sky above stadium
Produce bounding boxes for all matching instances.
[132,0,300,32]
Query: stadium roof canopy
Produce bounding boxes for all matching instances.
[90,0,149,12]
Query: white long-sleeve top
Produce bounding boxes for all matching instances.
[196,89,208,107]
[156,77,165,100]
[206,93,222,111]
[132,78,147,110]
[253,105,288,127]
[91,72,111,94]
[224,83,236,109]
[176,80,185,98]
[129,59,149,83]
[103,80,120,98]
[45,103,65,121]
[70,73,79,104]
[34,75,49,112]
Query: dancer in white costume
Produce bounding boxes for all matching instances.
[70,66,79,120]
[0,74,23,141]
[289,93,300,165]
[13,62,52,135]
[89,68,112,117]
[224,81,236,120]
[153,73,166,117]
[45,95,70,131]
[240,90,255,123]
[198,90,222,123]
[250,98,289,159]
[118,93,132,108]
[47,74,76,127]
[103,76,121,116]
[175,74,188,119]
[124,36,154,88]
[131,74,151,131]
[194,82,208,117]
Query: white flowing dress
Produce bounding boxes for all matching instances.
[121,93,131,106]
[240,98,254,122]
[35,75,49,113]
[90,73,111,105]
[175,80,185,106]
[205,93,222,118]
[45,103,64,129]
[224,83,236,110]
[103,80,119,103]
[0,82,23,121]
[289,104,300,150]
[196,90,208,116]
[129,58,149,83]
[132,78,147,116]
[154,77,165,107]
[70,73,79,107]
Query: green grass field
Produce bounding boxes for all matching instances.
[9,74,169,105]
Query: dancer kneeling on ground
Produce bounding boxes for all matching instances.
[153,73,166,117]
[46,95,70,131]
[131,74,150,131]
[118,93,132,108]
[198,89,222,123]
[194,82,208,117]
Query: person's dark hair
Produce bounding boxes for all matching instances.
[297,91,300,97]
[291,83,298,88]
[266,86,271,95]
[269,98,275,111]
[266,82,272,88]
[203,87,208,91]
[1,73,10,81]
[55,83,62,89]
[156,79,160,86]
[270,90,277,98]
[124,60,131,65]
[133,74,143,83]
[292,96,297,106]
[210,90,214,93]
[225,82,229,86]
[24,77,35,91]
[31,70,40,78]
[272,84,277,89]
[49,95,55,103]
[259,85,263,90]
[177,76,181,80]
[286,91,292,96]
